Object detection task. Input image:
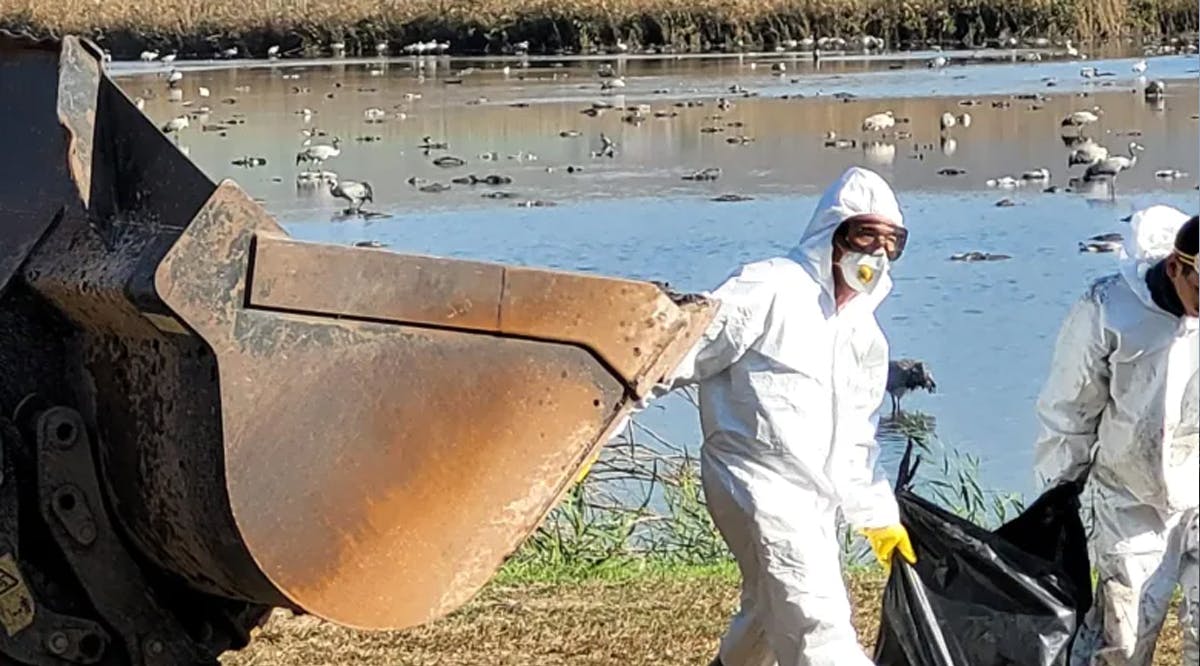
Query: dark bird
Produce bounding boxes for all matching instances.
[329,179,373,213]
[887,359,937,417]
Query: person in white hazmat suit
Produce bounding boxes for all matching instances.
[1033,207,1199,666]
[639,166,917,666]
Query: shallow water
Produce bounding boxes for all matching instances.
[117,51,1200,498]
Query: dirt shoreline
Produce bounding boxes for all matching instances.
[2,0,1196,60]
[220,570,1186,665]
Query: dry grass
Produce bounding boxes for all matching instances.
[1,0,1195,58]
[221,567,1185,665]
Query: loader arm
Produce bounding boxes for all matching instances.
[0,31,715,664]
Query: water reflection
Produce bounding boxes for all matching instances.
[108,55,1200,498]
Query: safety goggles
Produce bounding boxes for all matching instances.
[1178,250,1196,271]
[835,216,908,261]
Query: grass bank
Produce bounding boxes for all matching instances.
[215,412,1190,663]
[220,561,1186,665]
[1,0,1195,60]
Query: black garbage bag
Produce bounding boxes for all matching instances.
[873,441,1093,666]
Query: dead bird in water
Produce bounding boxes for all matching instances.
[887,359,937,417]
[682,167,722,181]
[950,251,1012,262]
[451,174,513,186]
[1079,232,1123,253]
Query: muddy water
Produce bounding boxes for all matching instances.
[116,51,1199,498]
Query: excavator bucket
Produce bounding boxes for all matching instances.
[0,31,715,663]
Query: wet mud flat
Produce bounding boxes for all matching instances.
[117,51,1200,221]
[116,50,1199,496]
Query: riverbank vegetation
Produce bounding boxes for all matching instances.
[2,0,1196,59]
[217,406,1187,664]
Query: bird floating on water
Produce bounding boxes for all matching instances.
[862,110,895,132]
[1061,106,1102,133]
[1079,232,1123,253]
[1144,80,1165,101]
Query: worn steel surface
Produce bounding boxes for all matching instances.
[247,236,712,391]
[156,183,715,628]
[36,408,213,665]
[2,30,717,639]
[0,420,113,666]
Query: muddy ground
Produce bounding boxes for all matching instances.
[221,571,1185,665]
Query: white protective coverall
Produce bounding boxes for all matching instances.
[1033,204,1199,666]
[648,167,903,666]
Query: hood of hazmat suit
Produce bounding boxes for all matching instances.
[1034,203,1198,513]
[651,166,905,666]
[1034,205,1200,666]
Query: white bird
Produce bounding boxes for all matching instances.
[862,110,895,132]
[161,53,176,65]
[1069,139,1109,167]
[1065,40,1079,57]
[1021,168,1050,181]
[928,55,948,68]
[939,112,957,131]
[296,138,342,167]
[1131,59,1147,75]
[139,50,159,61]
[268,45,281,58]
[986,176,1020,189]
[957,112,972,128]
[330,179,374,213]
[1061,106,1102,132]
[198,86,210,98]
[1084,142,1144,195]
[364,107,386,121]
[166,69,183,87]
[133,96,146,111]
[161,115,189,141]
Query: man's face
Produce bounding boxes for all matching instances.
[833,215,907,260]
[1167,254,1199,317]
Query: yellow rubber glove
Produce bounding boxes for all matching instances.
[861,524,917,574]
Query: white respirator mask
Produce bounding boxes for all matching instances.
[838,250,889,294]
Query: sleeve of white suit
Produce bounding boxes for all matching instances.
[637,268,773,404]
[831,340,901,530]
[1033,292,1112,491]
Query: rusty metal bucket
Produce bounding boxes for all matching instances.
[0,29,715,645]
